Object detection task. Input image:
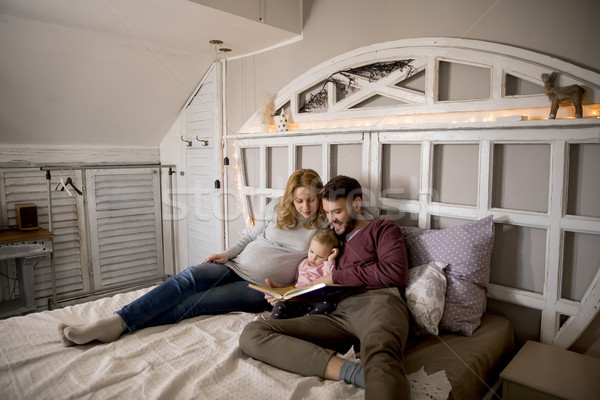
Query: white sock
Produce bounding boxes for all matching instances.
[61,314,126,345]
[58,323,77,347]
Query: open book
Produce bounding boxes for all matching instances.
[248,282,353,302]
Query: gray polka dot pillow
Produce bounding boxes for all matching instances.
[401,216,495,336]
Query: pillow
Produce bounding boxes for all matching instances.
[401,216,495,336]
[406,261,447,335]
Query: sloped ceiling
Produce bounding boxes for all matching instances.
[0,0,301,146]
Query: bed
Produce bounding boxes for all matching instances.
[0,216,515,400]
[0,288,512,400]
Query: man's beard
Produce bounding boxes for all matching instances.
[334,214,358,240]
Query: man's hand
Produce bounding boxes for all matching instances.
[202,253,229,264]
[310,273,334,285]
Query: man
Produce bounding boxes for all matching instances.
[239,175,412,399]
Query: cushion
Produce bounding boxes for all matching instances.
[405,261,447,335]
[402,216,495,336]
[405,313,515,400]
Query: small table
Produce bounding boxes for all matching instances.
[500,340,600,400]
[0,228,55,317]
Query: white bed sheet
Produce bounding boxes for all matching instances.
[0,287,448,400]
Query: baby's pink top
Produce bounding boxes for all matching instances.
[295,259,335,288]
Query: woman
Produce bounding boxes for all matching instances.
[60,169,326,346]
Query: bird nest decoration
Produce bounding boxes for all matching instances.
[299,60,414,113]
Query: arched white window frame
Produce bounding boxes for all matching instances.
[241,38,600,132]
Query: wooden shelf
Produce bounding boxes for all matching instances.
[0,228,55,245]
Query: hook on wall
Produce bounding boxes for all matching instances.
[181,135,193,147]
[195,136,209,146]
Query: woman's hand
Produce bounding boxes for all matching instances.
[265,278,280,288]
[328,248,339,262]
[202,253,229,264]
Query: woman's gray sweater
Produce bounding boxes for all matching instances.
[225,199,318,286]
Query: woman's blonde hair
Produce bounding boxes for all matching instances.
[276,169,325,230]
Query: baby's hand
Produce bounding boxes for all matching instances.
[265,278,280,305]
[328,248,339,262]
[265,295,278,306]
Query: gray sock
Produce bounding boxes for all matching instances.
[339,360,365,388]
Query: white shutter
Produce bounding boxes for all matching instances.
[186,149,221,263]
[86,168,164,289]
[184,65,224,264]
[0,168,88,301]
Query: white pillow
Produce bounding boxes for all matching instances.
[406,261,448,335]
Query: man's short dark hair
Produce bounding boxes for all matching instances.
[320,175,362,202]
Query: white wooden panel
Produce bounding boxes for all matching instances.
[186,148,222,263]
[183,64,224,264]
[0,168,88,302]
[0,146,160,168]
[231,123,600,347]
[86,168,164,289]
[541,140,567,343]
[479,141,493,217]
[235,133,369,229]
[487,284,547,310]
[554,268,600,348]
[419,141,433,229]
[369,132,382,215]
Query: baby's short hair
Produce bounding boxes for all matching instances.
[311,227,340,248]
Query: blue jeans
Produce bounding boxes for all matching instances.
[116,263,269,332]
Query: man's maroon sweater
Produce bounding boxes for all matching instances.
[332,217,408,289]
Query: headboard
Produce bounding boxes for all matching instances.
[226,38,600,349]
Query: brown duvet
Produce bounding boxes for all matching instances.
[405,313,515,400]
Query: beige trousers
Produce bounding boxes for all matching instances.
[239,288,411,399]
